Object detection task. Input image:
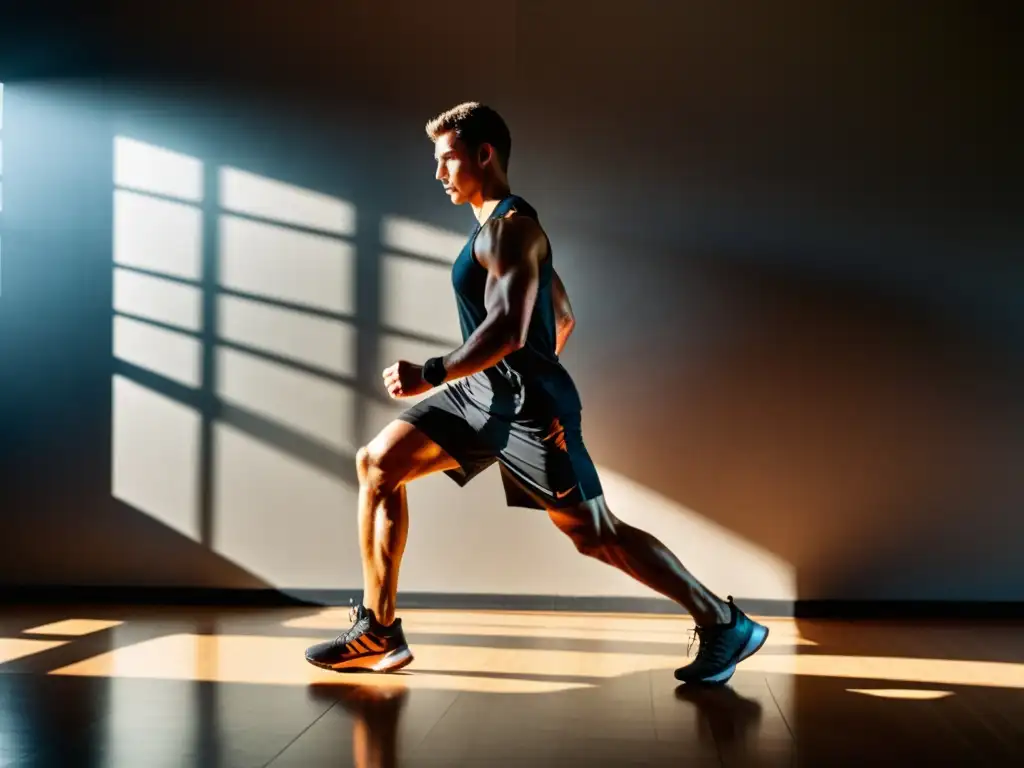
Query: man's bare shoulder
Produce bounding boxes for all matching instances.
[475,210,547,271]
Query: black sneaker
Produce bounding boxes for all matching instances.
[674,597,769,685]
[304,605,413,673]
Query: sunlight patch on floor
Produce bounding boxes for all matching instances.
[282,609,816,647]
[46,634,606,694]
[745,654,1024,690]
[0,639,67,664]
[848,688,955,700]
[21,619,124,637]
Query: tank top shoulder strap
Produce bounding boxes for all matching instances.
[493,194,537,221]
[492,195,547,252]
[469,194,547,267]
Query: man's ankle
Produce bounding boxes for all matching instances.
[696,599,733,627]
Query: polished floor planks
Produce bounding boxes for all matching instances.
[0,605,1022,766]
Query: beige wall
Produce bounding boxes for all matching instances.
[1,1,1020,604]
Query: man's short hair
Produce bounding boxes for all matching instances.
[426,101,511,172]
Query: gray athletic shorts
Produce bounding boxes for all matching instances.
[396,380,603,510]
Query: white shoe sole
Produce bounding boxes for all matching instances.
[307,646,414,674]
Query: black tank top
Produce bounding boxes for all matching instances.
[449,194,582,418]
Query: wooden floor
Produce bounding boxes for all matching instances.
[1,605,1023,766]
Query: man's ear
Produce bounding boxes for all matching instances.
[478,143,494,167]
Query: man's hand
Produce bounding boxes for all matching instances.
[382,361,434,399]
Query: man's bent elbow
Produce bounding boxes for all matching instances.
[509,329,528,353]
[502,317,529,353]
[503,325,528,354]
[486,311,528,355]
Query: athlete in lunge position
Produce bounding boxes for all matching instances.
[304,102,768,685]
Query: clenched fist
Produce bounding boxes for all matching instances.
[382,360,433,399]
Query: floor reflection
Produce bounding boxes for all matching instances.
[674,683,766,752]
[309,683,409,768]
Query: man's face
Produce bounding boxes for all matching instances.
[433,131,483,205]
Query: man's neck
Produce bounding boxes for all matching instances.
[471,182,511,224]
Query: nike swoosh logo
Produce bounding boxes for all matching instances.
[554,486,577,500]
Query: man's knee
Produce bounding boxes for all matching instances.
[549,498,619,558]
[355,446,374,484]
[355,441,402,498]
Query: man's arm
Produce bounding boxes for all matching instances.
[551,268,575,356]
[382,214,545,399]
[437,215,544,380]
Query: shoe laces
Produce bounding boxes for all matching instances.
[686,627,699,657]
[336,602,369,645]
[687,626,713,659]
[687,597,737,660]
[687,624,730,665]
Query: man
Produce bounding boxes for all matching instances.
[304,102,768,685]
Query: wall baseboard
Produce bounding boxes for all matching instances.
[2,586,1024,619]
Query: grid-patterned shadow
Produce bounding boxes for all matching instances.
[109,136,463,590]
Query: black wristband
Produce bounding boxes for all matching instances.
[422,356,447,387]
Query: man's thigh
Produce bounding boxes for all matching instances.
[364,418,462,484]
[392,386,500,487]
[498,411,604,509]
